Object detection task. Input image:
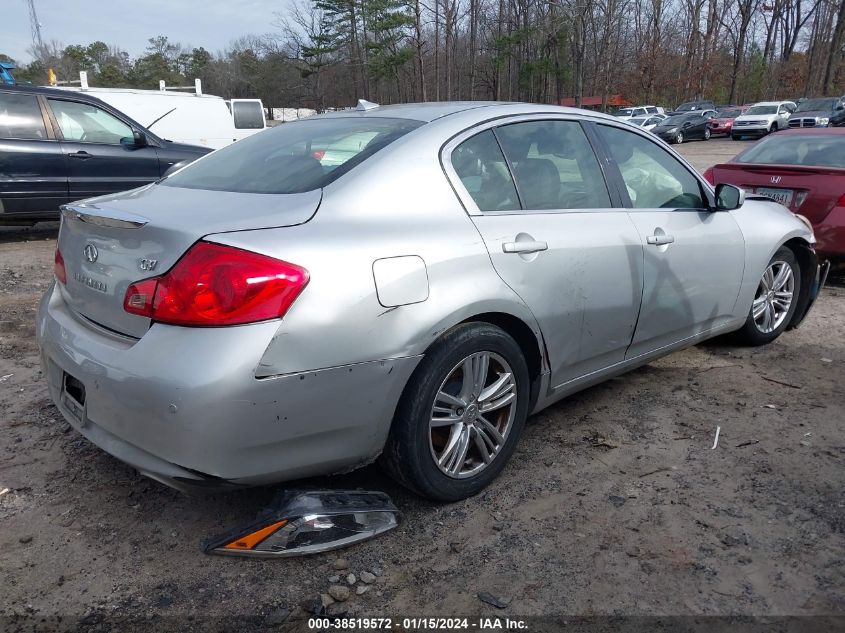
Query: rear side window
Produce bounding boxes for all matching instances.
[495,120,610,210]
[451,130,520,212]
[164,117,423,194]
[232,101,264,129]
[0,92,47,140]
[598,124,704,209]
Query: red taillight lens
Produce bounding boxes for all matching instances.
[838,193,845,207]
[122,242,309,327]
[311,150,325,160]
[702,167,715,185]
[54,248,67,285]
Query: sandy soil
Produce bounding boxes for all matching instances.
[1,141,843,630]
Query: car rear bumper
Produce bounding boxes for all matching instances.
[36,283,420,493]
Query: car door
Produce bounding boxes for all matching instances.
[594,123,745,358]
[444,118,644,388]
[683,114,706,139]
[45,97,161,199]
[0,91,68,217]
[776,104,791,130]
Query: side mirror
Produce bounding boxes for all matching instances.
[715,183,745,211]
[122,130,147,147]
[836,105,844,111]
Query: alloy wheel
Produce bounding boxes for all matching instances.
[704,128,711,140]
[676,132,684,144]
[752,261,794,333]
[429,351,517,479]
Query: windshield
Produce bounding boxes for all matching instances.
[615,108,635,117]
[717,108,742,118]
[629,117,647,125]
[796,98,837,112]
[746,105,777,115]
[736,134,845,168]
[661,115,691,126]
[164,117,423,194]
[676,103,696,111]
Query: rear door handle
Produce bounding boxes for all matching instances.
[502,240,548,254]
[68,151,92,160]
[646,234,675,246]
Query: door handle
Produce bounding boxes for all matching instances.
[502,240,548,254]
[646,234,675,246]
[68,151,92,160]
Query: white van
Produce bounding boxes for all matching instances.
[56,87,266,149]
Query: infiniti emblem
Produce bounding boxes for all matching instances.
[83,243,98,263]
[771,175,782,184]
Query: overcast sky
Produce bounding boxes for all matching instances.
[3,0,290,63]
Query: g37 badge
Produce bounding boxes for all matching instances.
[139,258,158,271]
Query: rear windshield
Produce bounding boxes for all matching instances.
[164,117,423,194]
[736,134,845,168]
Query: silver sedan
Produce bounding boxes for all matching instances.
[37,101,825,501]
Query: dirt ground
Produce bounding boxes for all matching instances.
[1,138,843,631]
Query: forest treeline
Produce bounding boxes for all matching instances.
[3,0,845,112]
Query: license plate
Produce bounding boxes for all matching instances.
[61,372,86,427]
[756,187,793,206]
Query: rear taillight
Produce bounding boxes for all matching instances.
[311,150,325,160]
[54,248,67,285]
[702,167,715,185]
[123,242,309,327]
[838,193,845,207]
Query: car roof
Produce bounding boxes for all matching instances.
[312,101,523,122]
[751,101,792,106]
[0,82,116,106]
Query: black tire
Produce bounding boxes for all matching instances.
[380,323,530,502]
[731,134,741,141]
[675,132,684,144]
[736,246,801,346]
[768,124,777,134]
[703,128,711,140]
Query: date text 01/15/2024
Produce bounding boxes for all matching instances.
[307,617,529,630]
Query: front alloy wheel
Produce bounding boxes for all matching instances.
[737,246,801,346]
[752,260,794,333]
[676,132,684,144]
[430,352,517,478]
[704,128,711,140]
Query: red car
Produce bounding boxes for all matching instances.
[704,128,845,258]
[708,105,749,136]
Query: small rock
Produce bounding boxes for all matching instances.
[820,358,833,363]
[320,593,335,608]
[326,603,348,617]
[265,607,290,625]
[449,541,465,553]
[346,573,356,585]
[360,571,376,584]
[608,495,626,508]
[371,567,382,577]
[328,575,340,583]
[333,558,349,571]
[356,584,370,595]
[19,535,33,544]
[478,591,511,609]
[492,523,504,532]
[328,585,350,602]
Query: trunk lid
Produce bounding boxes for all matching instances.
[712,163,845,224]
[57,183,321,338]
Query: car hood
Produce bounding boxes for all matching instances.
[653,125,679,132]
[158,139,212,155]
[735,113,776,121]
[789,110,832,119]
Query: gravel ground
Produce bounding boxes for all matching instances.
[1,139,843,631]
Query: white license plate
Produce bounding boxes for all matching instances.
[756,187,793,206]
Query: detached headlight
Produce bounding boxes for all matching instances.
[819,117,829,126]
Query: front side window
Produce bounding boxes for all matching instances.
[232,101,264,129]
[165,116,422,194]
[48,99,133,144]
[495,120,611,210]
[598,124,705,209]
[0,92,47,140]
[451,130,520,212]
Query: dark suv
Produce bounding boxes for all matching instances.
[0,84,211,224]
[788,96,845,129]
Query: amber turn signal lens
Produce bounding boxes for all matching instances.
[223,519,288,550]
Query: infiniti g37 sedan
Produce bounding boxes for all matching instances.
[37,101,827,501]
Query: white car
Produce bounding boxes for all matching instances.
[732,101,796,140]
[614,105,666,120]
[627,114,667,131]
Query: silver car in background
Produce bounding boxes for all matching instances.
[37,102,825,501]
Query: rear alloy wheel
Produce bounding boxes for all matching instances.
[675,132,684,144]
[737,247,800,346]
[703,128,711,140]
[381,323,529,501]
